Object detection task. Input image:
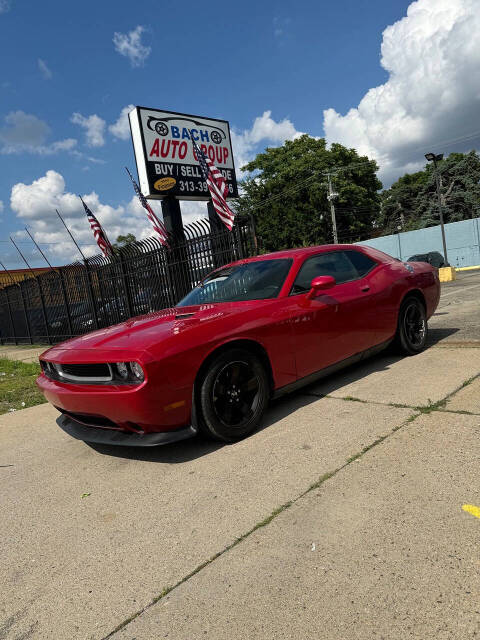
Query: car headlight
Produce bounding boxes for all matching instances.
[113,362,145,383]
[130,362,145,381]
[116,362,129,379]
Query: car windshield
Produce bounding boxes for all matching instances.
[177,259,292,306]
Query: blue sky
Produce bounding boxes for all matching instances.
[1,0,478,267]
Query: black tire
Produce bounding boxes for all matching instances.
[393,296,428,355]
[199,348,269,442]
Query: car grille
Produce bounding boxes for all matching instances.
[42,361,113,383]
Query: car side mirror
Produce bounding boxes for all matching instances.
[307,275,336,299]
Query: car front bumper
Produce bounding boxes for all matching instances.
[56,412,197,446]
[36,372,192,433]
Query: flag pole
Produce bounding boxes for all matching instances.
[0,260,20,286]
[55,209,87,261]
[24,227,55,270]
[10,236,38,278]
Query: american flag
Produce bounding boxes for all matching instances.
[190,134,235,230]
[80,197,113,258]
[125,168,169,247]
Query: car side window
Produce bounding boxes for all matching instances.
[343,250,377,277]
[290,251,359,295]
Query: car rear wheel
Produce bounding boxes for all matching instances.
[394,296,428,355]
[199,348,269,442]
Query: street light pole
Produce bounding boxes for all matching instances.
[425,152,449,266]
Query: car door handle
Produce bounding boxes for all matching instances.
[361,285,370,292]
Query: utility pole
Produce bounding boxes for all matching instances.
[425,153,449,266]
[397,203,405,230]
[327,172,339,244]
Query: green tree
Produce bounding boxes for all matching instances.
[234,135,382,252]
[378,171,428,234]
[380,151,480,232]
[114,233,137,249]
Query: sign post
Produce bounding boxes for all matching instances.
[129,106,238,300]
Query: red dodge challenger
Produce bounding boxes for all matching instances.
[37,245,440,445]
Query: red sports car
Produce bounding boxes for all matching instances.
[37,245,440,445]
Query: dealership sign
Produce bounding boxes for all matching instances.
[128,107,238,200]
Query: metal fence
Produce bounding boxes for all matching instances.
[0,216,257,345]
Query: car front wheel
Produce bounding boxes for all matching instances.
[199,348,269,442]
[394,296,428,355]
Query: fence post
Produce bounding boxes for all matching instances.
[207,201,232,269]
[118,252,133,318]
[162,196,191,301]
[234,223,244,260]
[59,269,73,338]
[18,281,33,345]
[248,213,258,255]
[3,288,16,345]
[35,275,51,344]
[84,260,99,330]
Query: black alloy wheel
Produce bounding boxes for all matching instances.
[394,296,428,355]
[199,348,269,442]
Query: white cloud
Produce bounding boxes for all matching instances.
[0,111,77,155]
[113,26,151,68]
[0,0,11,14]
[109,104,135,140]
[10,170,165,262]
[248,110,300,144]
[273,17,291,39]
[323,0,480,186]
[180,200,208,226]
[71,112,106,147]
[231,110,302,173]
[38,58,52,79]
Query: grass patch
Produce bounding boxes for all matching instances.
[415,398,447,414]
[0,358,45,415]
[461,375,478,388]
[0,343,45,350]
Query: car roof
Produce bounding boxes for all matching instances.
[226,244,369,267]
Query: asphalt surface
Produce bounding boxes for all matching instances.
[428,269,480,345]
[0,271,479,639]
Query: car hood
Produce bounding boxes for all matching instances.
[40,302,259,359]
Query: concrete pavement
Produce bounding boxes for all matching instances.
[0,345,46,363]
[119,410,480,640]
[1,396,415,639]
[1,274,479,639]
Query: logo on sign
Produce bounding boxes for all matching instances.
[146,116,226,144]
[154,177,176,191]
